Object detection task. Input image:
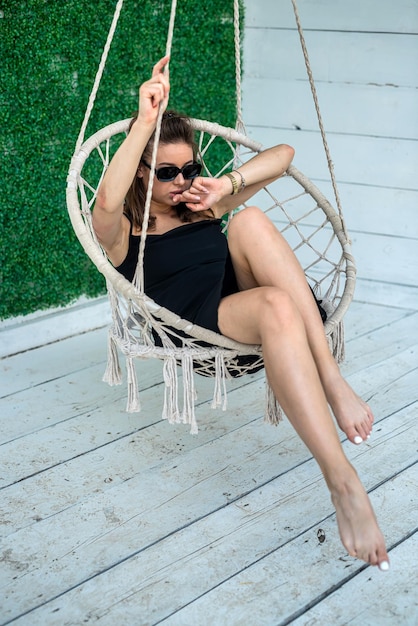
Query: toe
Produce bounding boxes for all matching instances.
[347,427,365,445]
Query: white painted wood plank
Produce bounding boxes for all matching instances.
[1,371,415,593]
[0,376,267,535]
[2,305,413,534]
[0,370,259,486]
[244,29,418,87]
[354,278,418,309]
[245,0,418,34]
[0,327,108,398]
[309,182,418,239]
[350,231,418,287]
[291,534,418,626]
[147,464,418,625]
[4,419,416,625]
[0,296,111,358]
[1,310,416,489]
[2,357,416,561]
[342,310,418,371]
[242,0,418,315]
[242,78,418,140]
[1,304,416,623]
[247,126,418,191]
[1,332,416,563]
[293,236,417,299]
[162,497,418,626]
[2,329,243,447]
[0,358,164,445]
[1,307,416,489]
[343,302,416,339]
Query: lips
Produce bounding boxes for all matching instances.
[169,188,187,198]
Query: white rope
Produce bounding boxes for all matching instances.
[290,0,345,225]
[233,0,245,135]
[74,0,125,154]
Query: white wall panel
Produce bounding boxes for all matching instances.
[248,126,418,191]
[244,29,418,87]
[245,0,418,34]
[311,183,418,239]
[243,78,418,140]
[242,0,418,307]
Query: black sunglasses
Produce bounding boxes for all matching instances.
[141,159,202,182]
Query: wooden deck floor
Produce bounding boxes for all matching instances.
[1,301,417,625]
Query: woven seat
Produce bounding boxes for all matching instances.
[67,116,355,432]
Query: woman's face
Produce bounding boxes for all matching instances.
[139,142,195,205]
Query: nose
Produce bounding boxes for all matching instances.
[173,171,185,184]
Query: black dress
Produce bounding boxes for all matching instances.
[116,218,239,335]
[115,215,325,377]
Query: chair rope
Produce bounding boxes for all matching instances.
[67,117,354,432]
[290,0,345,225]
[74,0,125,154]
[233,0,246,135]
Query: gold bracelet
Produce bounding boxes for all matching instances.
[225,172,239,195]
[233,170,246,192]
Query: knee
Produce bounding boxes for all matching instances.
[228,205,281,244]
[229,206,265,235]
[259,287,300,331]
[227,206,273,253]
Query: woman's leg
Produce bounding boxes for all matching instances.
[218,286,389,569]
[226,206,373,445]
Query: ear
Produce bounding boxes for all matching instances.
[137,165,144,179]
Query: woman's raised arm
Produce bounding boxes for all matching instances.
[92,56,170,252]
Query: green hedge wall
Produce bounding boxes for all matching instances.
[1,0,244,320]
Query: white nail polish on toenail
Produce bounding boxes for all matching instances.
[379,561,390,571]
[354,436,363,444]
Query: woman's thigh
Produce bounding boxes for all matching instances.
[227,206,306,292]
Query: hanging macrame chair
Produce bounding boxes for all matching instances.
[66,0,356,434]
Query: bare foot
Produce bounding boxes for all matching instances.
[330,468,389,570]
[324,376,374,444]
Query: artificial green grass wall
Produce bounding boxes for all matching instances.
[1,0,244,320]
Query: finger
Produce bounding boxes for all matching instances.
[185,202,206,212]
[189,180,209,195]
[141,83,167,108]
[150,75,170,100]
[152,55,170,78]
[191,185,208,195]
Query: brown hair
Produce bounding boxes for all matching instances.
[125,110,205,231]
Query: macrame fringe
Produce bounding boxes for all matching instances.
[321,297,345,364]
[265,382,283,425]
[126,356,141,413]
[181,354,198,435]
[102,333,122,386]
[211,352,228,411]
[328,320,345,364]
[162,356,181,425]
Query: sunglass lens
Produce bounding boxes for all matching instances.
[156,166,178,182]
[156,162,202,182]
[183,162,202,179]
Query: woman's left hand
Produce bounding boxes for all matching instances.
[172,176,228,212]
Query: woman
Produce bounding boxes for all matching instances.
[93,56,389,571]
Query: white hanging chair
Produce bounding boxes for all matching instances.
[66,0,356,434]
